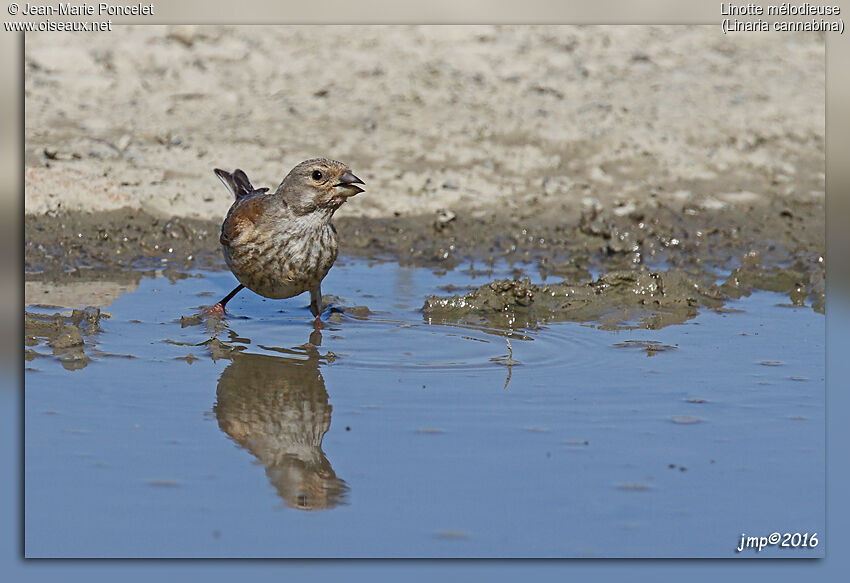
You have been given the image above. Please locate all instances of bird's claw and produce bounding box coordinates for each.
[203,303,226,318]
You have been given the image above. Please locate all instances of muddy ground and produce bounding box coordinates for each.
[25,26,825,336]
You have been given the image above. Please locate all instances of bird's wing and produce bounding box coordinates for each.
[220,194,266,247]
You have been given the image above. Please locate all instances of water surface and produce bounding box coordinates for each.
[25,258,824,557]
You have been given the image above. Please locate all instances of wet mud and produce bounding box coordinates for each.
[25,187,825,333]
[25,307,110,370]
[422,262,821,332]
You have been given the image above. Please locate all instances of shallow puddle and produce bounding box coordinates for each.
[24,258,824,557]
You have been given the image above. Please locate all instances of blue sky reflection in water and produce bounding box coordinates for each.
[24,258,824,557]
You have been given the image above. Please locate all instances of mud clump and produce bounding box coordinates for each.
[423,270,726,331]
[719,250,824,313]
[49,325,85,349]
[423,253,824,331]
[25,307,109,370]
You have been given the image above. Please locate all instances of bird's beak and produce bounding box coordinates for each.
[333,170,365,196]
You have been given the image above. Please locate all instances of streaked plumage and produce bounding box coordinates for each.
[210,158,364,319]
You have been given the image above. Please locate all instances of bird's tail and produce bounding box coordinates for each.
[213,168,269,199]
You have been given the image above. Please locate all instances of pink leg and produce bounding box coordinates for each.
[204,284,244,317]
[205,302,226,317]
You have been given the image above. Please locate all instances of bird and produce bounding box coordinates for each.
[207,158,364,323]
[214,349,348,510]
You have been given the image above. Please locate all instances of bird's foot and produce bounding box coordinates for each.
[313,314,324,330]
[203,302,226,318]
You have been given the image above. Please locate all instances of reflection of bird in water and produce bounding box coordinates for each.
[213,344,347,510]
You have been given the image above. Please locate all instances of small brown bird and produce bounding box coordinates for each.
[208,158,364,321]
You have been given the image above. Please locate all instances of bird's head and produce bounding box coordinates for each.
[276,158,364,215]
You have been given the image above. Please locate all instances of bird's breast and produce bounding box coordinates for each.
[223,218,339,300]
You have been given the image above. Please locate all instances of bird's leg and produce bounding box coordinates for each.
[309,284,323,328]
[206,284,245,316]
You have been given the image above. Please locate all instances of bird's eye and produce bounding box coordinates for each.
[311,170,323,181]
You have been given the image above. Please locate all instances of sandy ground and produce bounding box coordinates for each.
[24,25,825,319]
[25,26,823,218]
